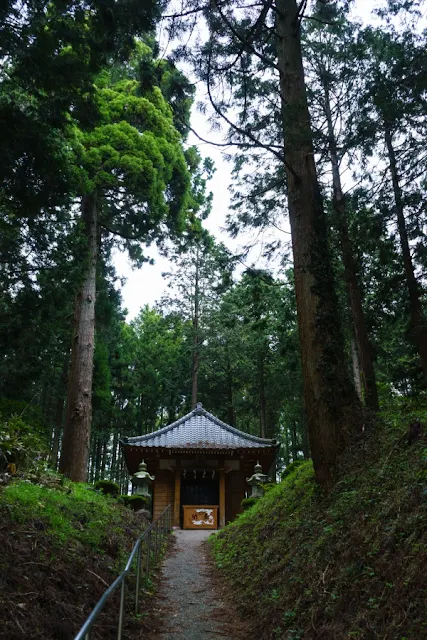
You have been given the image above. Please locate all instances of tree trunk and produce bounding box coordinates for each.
[89,435,96,482]
[259,356,267,438]
[93,437,102,482]
[191,245,200,408]
[51,356,68,469]
[168,402,176,424]
[110,431,119,481]
[384,126,427,384]
[300,414,310,460]
[51,396,64,470]
[100,437,107,478]
[290,420,298,460]
[59,193,98,481]
[226,351,235,426]
[350,336,363,401]
[119,454,125,494]
[283,427,290,466]
[276,0,360,489]
[110,431,119,482]
[322,81,379,411]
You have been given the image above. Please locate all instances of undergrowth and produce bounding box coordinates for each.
[2,481,129,551]
[0,478,156,640]
[210,407,427,639]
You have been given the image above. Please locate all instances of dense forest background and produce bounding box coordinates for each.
[1,0,427,491]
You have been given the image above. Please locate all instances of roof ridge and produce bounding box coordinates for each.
[123,403,276,446]
[200,407,276,444]
[124,407,196,443]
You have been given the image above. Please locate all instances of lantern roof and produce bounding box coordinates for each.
[121,403,278,451]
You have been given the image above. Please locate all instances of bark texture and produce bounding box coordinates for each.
[385,126,427,385]
[276,0,359,488]
[350,336,363,401]
[59,193,98,481]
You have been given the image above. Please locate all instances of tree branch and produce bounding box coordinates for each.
[205,41,300,182]
[100,223,146,241]
[184,121,283,153]
[212,0,279,71]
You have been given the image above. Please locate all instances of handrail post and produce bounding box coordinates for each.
[117,578,125,640]
[135,543,142,615]
[145,531,151,582]
[154,522,158,560]
[73,504,171,640]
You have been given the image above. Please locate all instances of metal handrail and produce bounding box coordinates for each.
[74,504,172,640]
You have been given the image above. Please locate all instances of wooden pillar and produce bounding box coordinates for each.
[173,461,181,527]
[219,468,226,528]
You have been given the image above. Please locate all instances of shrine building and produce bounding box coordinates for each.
[120,403,279,529]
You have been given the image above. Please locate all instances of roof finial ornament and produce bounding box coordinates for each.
[195,402,203,414]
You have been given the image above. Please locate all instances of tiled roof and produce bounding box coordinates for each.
[121,403,277,450]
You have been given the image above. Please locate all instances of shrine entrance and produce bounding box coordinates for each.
[180,470,219,529]
[180,471,219,506]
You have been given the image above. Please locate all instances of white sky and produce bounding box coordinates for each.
[112,1,393,320]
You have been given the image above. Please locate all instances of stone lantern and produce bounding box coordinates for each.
[246,461,269,498]
[131,460,154,496]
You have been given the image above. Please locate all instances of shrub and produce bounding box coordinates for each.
[0,414,48,472]
[94,480,120,496]
[281,459,306,481]
[120,495,150,511]
[241,496,259,511]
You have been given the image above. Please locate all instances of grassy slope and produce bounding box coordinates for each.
[210,419,427,639]
[0,479,152,640]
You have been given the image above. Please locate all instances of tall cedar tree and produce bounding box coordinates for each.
[168,0,360,486]
[303,10,379,410]
[275,0,359,487]
[221,5,380,412]
[356,27,427,386]
[59,51,193,481]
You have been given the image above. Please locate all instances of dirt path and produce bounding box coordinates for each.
[146,530,244,640]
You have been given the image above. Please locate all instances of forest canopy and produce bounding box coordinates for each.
[1,0,427,489]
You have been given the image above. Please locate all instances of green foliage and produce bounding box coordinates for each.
[94,479,120,496]
[210,411,427,638]
[0,414,48,472]
[281,459,306,480]
[0,399,44,430]
[71,66,192,244]
[120,494,150,511]
[241,496,259,511]
[0,0,161,217]
[197,268,304,446]
[1,481,129,547]
[0,471,160,638]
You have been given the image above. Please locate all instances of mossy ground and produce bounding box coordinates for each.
[210,410,427,639]
[0,477,158,640]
